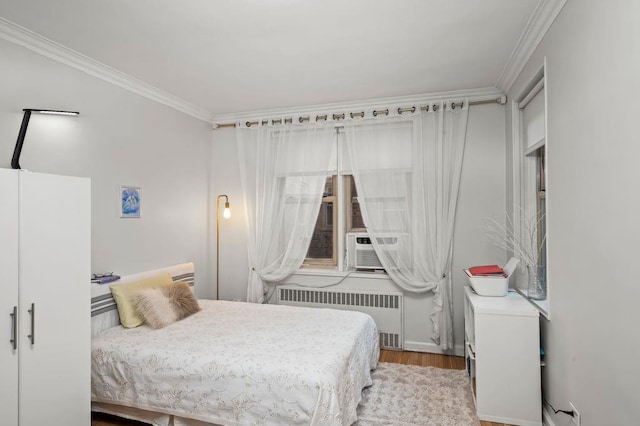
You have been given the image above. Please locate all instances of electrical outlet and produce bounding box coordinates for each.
[570,402,581,426]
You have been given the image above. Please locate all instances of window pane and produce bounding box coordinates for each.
[306,201,334,259]
[535,147,546,269]
[538,194,546,268]
[350,176,366,230]
[323,176,334,197]
[537,149,546,192]
[306,176,335,263]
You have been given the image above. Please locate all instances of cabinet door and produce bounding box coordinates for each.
[18,172,91,426]
[0,169,19,426]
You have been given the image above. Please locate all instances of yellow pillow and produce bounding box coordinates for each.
[110,273,174,328]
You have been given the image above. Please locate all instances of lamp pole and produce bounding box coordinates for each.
[216,194,231,300]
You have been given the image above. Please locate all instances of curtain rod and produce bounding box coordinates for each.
[213,96,507,129]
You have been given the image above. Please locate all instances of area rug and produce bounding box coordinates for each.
[355,362,480,426]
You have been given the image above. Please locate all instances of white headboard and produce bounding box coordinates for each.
[91,262,195,335]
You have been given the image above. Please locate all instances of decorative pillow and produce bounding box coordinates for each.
[163,282,201,320]
[109,273,174,328]
[133,287,178,329]
[133,282,200,329]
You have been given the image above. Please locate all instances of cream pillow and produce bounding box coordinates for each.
[163,283,201,320]
[133,287,178,329]
[110,273,174,328]
[134,283,201,329]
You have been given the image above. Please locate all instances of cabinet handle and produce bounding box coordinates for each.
[27,303,35,346]
[9,306,17,350]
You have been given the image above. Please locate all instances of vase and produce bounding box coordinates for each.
[527,264,546,300]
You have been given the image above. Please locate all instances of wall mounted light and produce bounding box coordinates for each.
[216,194,231,300]
[11,108,80,169]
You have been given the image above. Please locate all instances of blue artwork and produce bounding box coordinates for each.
[120,186,141,218]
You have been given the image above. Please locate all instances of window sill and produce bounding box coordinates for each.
[516,288,549,319]
[295,268,391,280]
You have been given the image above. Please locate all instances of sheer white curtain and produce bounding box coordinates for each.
[344,102,469,350]
[236,122,335,303]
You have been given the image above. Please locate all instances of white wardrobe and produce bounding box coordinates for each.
[0,169,90,426]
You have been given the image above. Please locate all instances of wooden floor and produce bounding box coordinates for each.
[92,350,508,426]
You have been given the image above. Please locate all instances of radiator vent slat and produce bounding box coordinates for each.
[277,286,403,350]
[380,332,400,349]
[278,288,400,309]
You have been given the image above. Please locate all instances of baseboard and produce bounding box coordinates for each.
[543,406,557,426]
[403,340,465,357]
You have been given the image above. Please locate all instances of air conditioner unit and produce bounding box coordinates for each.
[348,232,398,270]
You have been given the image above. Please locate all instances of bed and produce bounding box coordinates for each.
[90,263,379,426]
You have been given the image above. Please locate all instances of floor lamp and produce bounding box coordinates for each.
[12,108,80,169]
[216,194,231,300]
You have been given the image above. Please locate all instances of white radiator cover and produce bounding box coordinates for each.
[277,285,403,349]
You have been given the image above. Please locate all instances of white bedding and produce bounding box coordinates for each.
[92,300,379,426]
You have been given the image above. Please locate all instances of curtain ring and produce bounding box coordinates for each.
[245,121,252,128]
[398,106,416,115]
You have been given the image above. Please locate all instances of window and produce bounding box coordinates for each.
[514,63,549,315]
[303,128,414,271]
[521,77,546,271]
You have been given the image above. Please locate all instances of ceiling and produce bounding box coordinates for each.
[0,0,540,117]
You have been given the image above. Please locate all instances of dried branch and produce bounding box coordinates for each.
[481,206,546,267]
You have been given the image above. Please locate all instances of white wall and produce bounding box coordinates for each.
[212,103,506,352]
[0,39,214,298]
[506,0,640,423]
[210,128,249,302]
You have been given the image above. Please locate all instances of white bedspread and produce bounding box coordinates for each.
[92,300,379,426]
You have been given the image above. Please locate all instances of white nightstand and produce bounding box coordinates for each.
[464,286,542,426]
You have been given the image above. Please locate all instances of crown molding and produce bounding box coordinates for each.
[211,87,505,126]
[496,0,568,92]
[0,17,212,123]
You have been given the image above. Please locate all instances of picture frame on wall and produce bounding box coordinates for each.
[120,185,141,218]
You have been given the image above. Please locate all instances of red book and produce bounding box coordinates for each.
[468,265,504,276]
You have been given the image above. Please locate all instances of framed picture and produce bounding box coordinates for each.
[120,185,141,218]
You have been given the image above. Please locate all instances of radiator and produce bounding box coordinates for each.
[277,285,403,350]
